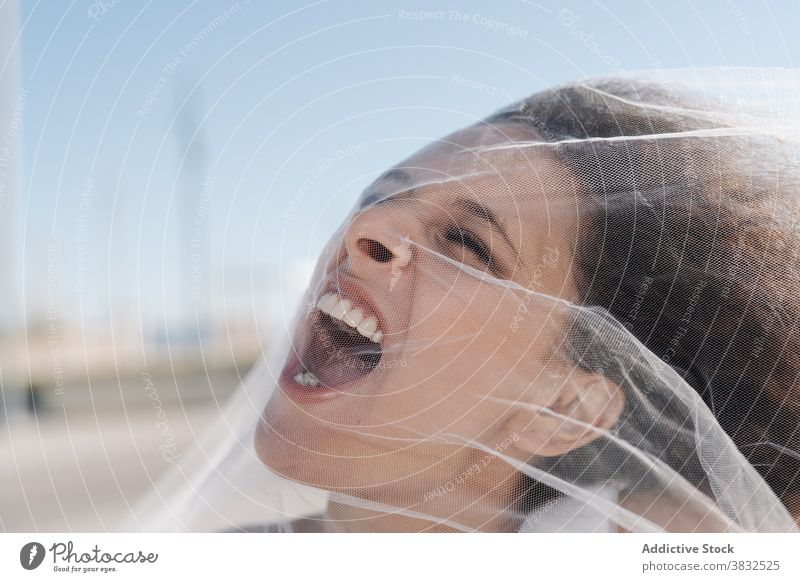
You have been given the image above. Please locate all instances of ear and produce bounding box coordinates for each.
[504,371,625,458]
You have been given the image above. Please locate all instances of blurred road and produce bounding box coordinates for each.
[0,402,220,531]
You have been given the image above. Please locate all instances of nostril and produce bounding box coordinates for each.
[357,238,393,263]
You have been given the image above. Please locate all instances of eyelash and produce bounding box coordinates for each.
[443,226,493,266]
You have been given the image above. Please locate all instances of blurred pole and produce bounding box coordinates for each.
[0,0,22,328]
[173,79,209,343]
[1,0,24,421]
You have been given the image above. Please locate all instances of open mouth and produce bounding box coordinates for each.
[292,291,385,390]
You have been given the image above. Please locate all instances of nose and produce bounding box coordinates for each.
[339,205,423,281]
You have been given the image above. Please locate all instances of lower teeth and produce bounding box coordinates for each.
[294,370,321,387]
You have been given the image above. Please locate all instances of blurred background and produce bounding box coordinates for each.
[2,0,800,531]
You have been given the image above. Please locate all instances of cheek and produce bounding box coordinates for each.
[409,268,520,336]
[366,289,535,435]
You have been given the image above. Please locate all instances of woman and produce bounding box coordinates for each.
[132,70,800,532]
[249,71,800,533]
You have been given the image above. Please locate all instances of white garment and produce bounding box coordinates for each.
[518,487,618,533]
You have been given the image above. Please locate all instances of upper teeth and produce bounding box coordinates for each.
[316,292,383,344]
[294,370,321,387]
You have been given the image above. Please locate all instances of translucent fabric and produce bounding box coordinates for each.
[126,68,800,533]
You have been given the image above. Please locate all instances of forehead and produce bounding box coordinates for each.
[359,121,578,220]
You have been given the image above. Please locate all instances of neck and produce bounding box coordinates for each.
[322,493,524,532]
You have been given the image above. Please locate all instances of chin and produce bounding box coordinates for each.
[254,400,352,489]
[255,401,314,483]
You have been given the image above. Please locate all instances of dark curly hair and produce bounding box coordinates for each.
[485,78,800,523]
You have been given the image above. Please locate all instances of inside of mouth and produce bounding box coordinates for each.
[298,310,383,388]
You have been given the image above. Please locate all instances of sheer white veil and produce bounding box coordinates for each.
[124,68,800,533]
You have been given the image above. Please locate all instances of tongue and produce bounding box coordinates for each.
[300,314,381,388]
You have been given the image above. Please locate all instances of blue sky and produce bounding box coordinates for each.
[15,0,800,330]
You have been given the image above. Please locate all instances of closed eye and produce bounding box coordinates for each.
[444,226,493,267]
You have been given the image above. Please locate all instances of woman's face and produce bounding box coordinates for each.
[256,121,613,530]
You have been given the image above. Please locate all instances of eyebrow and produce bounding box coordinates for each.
[358,169,416,208]
[381,169,411,183]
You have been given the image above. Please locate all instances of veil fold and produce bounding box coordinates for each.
[124,68,800,533]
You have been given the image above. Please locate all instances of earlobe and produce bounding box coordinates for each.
[506,373,625,458]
